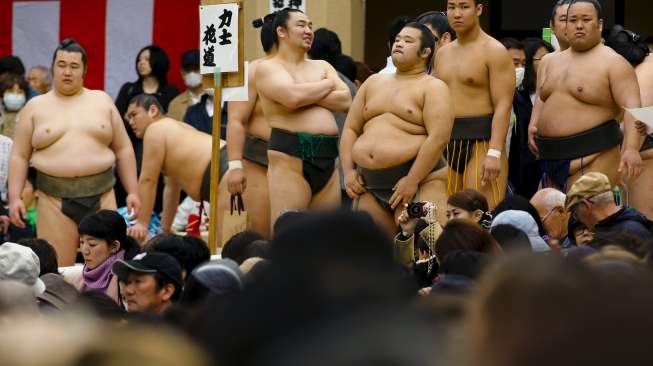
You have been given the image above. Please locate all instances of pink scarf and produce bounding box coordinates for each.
[82,250,124,291]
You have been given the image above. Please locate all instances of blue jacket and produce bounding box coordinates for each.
[595,207,653,242]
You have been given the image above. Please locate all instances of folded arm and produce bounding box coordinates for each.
[255,60,335,110]
[316,61,352,112]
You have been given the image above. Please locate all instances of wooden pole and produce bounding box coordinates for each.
[201,0,245,255]
[208,69,222,255]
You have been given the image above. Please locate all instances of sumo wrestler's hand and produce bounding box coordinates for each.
[9,199,26,228]
[390,177,419,210]
[636,121,648,136]
[126,193,141,220]
[528,124,539,155]
[619,149,643,182]
[344,170,366,199]
[481,156,501,186]
[227,168,247,195]
[127,222,149,243]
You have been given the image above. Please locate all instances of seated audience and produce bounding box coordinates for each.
[491,210,551,252]
[493,194,546,236]
[222,230,265,265]
[0,242,45,296]
[435,220,502,266]
[144,234,210,279]
[446,189,492,228]
[567,216,593,246]
[112,251,183,315]
[490,224,532,252]
[566,172,653,241]
[70,210,140,304]
[530,188,570,248]
[180,259,244,306]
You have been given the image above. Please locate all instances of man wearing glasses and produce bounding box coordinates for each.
[565,172,652,242]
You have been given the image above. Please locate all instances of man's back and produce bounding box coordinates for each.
[596,206,653,241]
[143,118,212,200]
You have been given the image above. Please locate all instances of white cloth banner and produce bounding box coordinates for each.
[269,0,306,13]
[199,3,239,74]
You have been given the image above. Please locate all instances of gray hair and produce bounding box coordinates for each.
[30,66,52,86]
[588,191,615,205]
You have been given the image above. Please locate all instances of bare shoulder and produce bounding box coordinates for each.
[255,58,278,76]
[435,41,456,59]
[85,89,116,105]
[424,75,449,91]
[483,35,511,58]
[600,45,633,69]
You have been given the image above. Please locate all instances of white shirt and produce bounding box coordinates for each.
[0,135,12,202]
[378,56,396,74]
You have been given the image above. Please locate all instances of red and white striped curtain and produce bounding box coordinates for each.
[0,0,200,98]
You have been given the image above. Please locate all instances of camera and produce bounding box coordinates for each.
[407,202,427,219]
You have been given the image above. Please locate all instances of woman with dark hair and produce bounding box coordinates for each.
[0,73,30,138]
[115,45,180,126]
[604,25,653,219]
[435,219,502,265]
[446,189,492,228]
[70,210,140,304]
[509,38,555,199]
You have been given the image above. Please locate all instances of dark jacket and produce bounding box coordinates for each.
[183,94,227,137]
[595,207,653,242]
[509,89,542,199]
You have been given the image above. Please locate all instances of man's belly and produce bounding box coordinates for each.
[352,120,426,170]
[247,113,272,141]
[31,135,116,177]
[268,106,338,135]
[449,86,494,117]
[538,95,616,137]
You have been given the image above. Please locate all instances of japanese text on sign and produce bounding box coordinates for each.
[269,0,306,13]
[200,3,239,74]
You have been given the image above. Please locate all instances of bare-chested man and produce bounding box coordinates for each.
[340,23,453,235]
[534,0,642,191]
[528,0,571,155]
[217,14,277,238]
[255,8,352,229]
[9,39,140,266]
[125,94,215,242]
[432,0,515,208]
[604,26,653,218]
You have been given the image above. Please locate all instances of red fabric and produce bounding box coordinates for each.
[153,0,200,92]
[59,0,107,90]
[0,0,13,56]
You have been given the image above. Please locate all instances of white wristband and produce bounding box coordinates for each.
[487,149,502,159]
[228,160,243,171]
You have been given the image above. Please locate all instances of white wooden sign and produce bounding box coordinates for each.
[269,0,306,13]
[200,3,239,74]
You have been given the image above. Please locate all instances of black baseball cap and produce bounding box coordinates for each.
[112,252,183,290]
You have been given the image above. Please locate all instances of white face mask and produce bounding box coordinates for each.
[2,92,26,112]
[183,72,202,88]
[515,67,525,89]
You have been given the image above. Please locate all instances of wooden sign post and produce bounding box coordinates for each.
[200,0,245,254]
